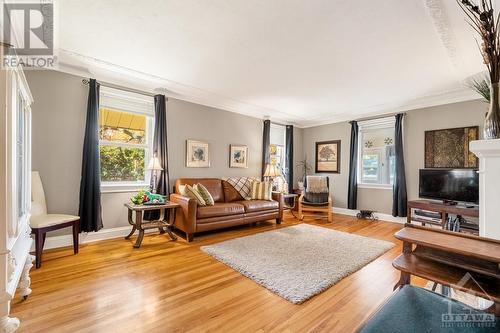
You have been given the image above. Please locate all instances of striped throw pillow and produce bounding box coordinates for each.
[250,181,273,201]
[195,183,215,206]
[184,185,206,206]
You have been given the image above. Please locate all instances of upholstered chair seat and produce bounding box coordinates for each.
[30,214,80,228]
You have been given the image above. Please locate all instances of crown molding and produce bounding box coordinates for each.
[55,48,481,129]
[57,49,303,127]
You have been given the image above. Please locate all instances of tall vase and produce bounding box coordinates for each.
[485,82,500,139]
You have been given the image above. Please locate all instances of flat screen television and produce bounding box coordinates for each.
[419,169,479,204]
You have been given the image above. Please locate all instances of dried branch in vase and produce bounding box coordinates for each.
[458,0,500,83]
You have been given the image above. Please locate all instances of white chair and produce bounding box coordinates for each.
[30,171,80,268]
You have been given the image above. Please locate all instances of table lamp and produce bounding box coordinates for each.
[263,163,281,190]
[147,155,163,193]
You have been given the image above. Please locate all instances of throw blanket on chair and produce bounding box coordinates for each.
[223,177,258,200]
[306,176,328,193]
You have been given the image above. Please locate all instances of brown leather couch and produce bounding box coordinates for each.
[170,178,284,242]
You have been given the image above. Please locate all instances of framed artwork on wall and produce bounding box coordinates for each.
[315,140,341,173]
[186,139,210,168]
[425,126,479,168]
[229,144,248,168]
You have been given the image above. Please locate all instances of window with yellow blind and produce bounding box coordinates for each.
[98,87,154,191]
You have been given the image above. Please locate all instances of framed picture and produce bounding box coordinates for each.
[229,144,248,168]
[186,139,210,168]
[425,126,478,168]
[315,140,341,173]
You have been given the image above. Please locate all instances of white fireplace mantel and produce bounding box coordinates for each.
[470,139,500,240]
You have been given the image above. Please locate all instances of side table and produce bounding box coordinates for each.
[124,202,179,248]
[282,193,299,218]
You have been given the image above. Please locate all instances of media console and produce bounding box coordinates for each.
[407,200,479,234]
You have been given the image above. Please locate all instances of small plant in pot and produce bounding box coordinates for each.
[296,158,312,190]
[459,0,500,139]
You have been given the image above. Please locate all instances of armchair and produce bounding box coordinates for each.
[298,176,333,222]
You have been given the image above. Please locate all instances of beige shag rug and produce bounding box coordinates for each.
[201,224,394,304]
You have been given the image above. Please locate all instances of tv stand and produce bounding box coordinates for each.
[407,200,479,234]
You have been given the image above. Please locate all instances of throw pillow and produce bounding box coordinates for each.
[250,181,273,201]
[184,185,206,206]
[195,183,215,206]
[178,185,187,196]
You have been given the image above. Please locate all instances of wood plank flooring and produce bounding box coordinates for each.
[11,213,424,333]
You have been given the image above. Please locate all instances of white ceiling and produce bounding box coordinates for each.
[52,0,495,127]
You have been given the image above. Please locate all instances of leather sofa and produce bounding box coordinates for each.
[170,178,284,242]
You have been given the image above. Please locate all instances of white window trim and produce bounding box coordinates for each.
[358,183,393,190]
[357,116,395,190]
[99,87,155,193]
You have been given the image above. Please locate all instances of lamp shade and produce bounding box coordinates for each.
[263,163,280,177]
[147,156,163,171]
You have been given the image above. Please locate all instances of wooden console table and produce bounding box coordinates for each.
[124,202,179,248]
[407,200,479,230]
[393,224,500,316]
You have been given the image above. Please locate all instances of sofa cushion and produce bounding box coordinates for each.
[195,183,215,206]
[197,202,245,219]
[250,181,273,200]
[176,178,224,202]
[222,180,245,202]
[184,185,206,206]
[237,200,279,213]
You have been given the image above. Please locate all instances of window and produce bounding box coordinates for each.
[269,123,286,171]
[99,87,154,191]
[358,117,395,189]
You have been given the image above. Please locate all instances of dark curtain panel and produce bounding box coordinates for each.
[79,78,103,232]
[261,119,271,179]
[285,125,294,193]
[392,114,408,217]
[347,121,359,210]
[144,95,169,221]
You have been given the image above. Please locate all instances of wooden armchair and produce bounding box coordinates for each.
[298,176,332,222]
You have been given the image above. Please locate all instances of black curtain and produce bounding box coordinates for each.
[262,119,271,179]
[285,125,294,193]
[79,79,103,232]
[144,95,169,221]
[348,121,359,210]
[392,114,408,217]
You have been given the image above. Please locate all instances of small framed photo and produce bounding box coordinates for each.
[229,144,248,168]
[186,139,210,168]
[315,140,341,173]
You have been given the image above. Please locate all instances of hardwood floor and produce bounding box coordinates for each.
[11,213,424,333]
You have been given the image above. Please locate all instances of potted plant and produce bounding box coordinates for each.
[459,0,500,139]
[296,158,311,190]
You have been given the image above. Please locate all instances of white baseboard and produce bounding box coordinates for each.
[31,226,158,251]
[333,207,406,224]
[38,208,405,251]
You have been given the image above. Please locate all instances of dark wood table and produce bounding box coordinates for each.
[393,224,500,316]
[282,193,299,217]
[124,202,179,248]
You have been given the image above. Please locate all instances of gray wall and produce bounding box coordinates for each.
[302,100,485,214]
[26,70,303,233]
[27,69,485,226]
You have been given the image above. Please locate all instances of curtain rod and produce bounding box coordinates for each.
[82,78,159,98]
[354,112,407,123]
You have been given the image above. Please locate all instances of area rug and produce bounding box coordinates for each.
[201,224,394,304]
